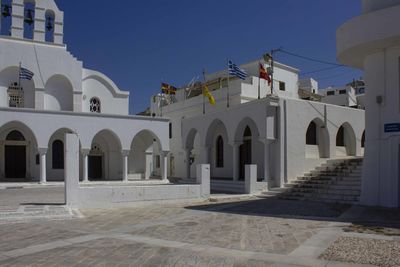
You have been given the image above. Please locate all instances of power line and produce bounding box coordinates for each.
[301,65,347,76]
[278,49,344,67]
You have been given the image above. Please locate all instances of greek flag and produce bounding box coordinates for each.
[228,60,247,80]
[19,67,34,80]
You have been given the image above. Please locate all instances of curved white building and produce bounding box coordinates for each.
[0,0,169,184]
[337,0,400,207]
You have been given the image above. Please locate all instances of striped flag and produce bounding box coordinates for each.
[19,67,34,80]
[228,60,247,80]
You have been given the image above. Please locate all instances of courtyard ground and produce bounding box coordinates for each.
[0,186,399,267]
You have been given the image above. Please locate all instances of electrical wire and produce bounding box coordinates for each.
[301,65,346,76]
[278,49,345,67]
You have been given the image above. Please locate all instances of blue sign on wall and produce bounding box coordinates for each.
[384,123,400,133]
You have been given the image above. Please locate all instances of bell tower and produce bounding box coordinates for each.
[0,0,64,45]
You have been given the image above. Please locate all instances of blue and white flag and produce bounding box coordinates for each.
[228,60,247,80]
[19,67,34,80]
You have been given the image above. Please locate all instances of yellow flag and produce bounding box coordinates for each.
[203,85,216,105]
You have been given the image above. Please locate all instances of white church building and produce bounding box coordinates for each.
[0,0,170,184]
[151,60,365,190]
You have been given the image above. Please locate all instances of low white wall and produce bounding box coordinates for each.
[65,133,210,208]
[72,184,202,208]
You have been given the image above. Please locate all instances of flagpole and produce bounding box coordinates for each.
[258,62,261,99]
[270,50,275,95]
[202,69,206,115]
[227,59,230,108]
[18,62,22,89]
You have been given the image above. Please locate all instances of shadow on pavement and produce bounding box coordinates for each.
[186,196,400,230]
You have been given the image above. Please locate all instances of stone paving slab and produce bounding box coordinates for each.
[0,187,397,267]
[0,223,85,253]
[0,205,82,225]
[0,238,275,267]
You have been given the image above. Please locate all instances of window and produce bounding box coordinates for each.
[6,130,25,141]
[336,126,345,147]
[52,140,64,169]
[90,97,101,113]
[279,81,286,91]
[169,123,172,139]
[327,91,335,96]
[339,89,347,95]
[216,136,224,168]
[35,154,40,165]
[306,121,317,145]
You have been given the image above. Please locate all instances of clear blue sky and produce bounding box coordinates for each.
[55,0,362,114]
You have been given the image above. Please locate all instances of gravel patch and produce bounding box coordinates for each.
[320,236,400,267]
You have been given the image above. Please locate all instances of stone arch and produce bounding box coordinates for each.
[23,0,35,40]
[361,130,366,148]
[89,129,122,180]
[129,129,162,180]
[0,121,38,181]
[234,117,263,180]
[205,119,231,178]
[0,66,35,108]
[184,128,201,179]
[305,118,330,158]
[44,74,73,111]
[45,9,55,43]
[234,117,260,142]
[47,128,74,181]
[336,122,357,157]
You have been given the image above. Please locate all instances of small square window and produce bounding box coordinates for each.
[279,81,286,91]
[327,91,335,96]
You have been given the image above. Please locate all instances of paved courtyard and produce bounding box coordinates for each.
[0,186,399,266]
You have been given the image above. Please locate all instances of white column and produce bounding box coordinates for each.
[263,141,271,183]
[145,151,153,180]
[161,151,169,180]
[122,150,129,182]
[232,142,241,181]
[185,148,192,179]
[38,148,47,184]
[65,134,80,207]
[82,149,90,183]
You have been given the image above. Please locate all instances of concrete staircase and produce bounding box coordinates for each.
[277,157,363,204]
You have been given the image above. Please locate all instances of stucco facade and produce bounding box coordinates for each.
[337,0,400,207]
[151,60,365,189]
[0,0,169,184]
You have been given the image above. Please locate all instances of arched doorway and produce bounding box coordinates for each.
[89,130,122,181]
[336,123,357,157]
[205,119,231,179]
[129,130,162,180]
[305,119,330,158]
[4,130,27,178]
[185,129,201,179]
[239,126,252,180]
[88,143,103,180]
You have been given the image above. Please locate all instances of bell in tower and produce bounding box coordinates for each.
[24,9,34,25]
[1,4,11,17]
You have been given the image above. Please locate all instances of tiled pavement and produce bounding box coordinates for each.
[0,187,399,266]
